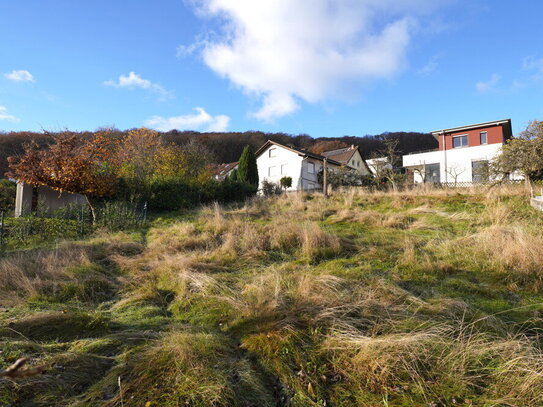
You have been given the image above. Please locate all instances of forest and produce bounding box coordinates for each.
[0,129,437,178]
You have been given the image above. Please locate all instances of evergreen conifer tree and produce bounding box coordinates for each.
[237,145,259,186]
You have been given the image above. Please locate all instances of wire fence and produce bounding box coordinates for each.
[408,179,526,189]
[0,201,147,251]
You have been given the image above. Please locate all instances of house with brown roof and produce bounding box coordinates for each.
[321,145,371,175]
[213,161,239,180]
[255,140,370,192]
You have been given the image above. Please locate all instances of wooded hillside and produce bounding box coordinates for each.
[0,129,437,178]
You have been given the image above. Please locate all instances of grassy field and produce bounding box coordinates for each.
[1,186,543,406]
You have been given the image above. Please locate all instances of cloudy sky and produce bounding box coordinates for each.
[1,0,542,137]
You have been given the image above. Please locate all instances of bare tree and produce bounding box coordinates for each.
[372,139,404,191]
[492,120,543,196]
[446,164,466,187]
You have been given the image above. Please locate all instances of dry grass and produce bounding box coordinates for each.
[465,225,543,289]
[4,185,543,406]
[323,323,543,405]
[0,246,91,304]
[102,329,275,407]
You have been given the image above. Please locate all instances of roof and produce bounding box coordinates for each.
[255,140,343,166]
[322,145,372,173]
[321,146,357,164]
[213,161,238,177]
[431,119,512,138]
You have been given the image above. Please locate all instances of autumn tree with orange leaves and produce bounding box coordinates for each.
[7,130,121,222]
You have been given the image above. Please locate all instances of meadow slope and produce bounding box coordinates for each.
[2,186,543,406]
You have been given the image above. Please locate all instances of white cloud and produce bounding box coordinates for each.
[4,70,35,82]
[145,107,230,132]
[185,0,450,120]
[0,106,20,122]
[104,72,173,100]
[476,73,501,93]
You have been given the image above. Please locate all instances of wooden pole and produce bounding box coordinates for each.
[323,158,328,197]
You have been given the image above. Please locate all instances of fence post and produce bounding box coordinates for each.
[79,205,85,237]
[0,210,4,248]
[142,202,147,225]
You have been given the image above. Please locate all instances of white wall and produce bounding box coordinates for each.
[366,157,391,175]
[257,145,304,191]
[403,143,503,183]
[256,144,343,191]
[347,150,370,175]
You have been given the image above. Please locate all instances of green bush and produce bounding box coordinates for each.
[4,216,80,245]
[117,177,257,212]
[0,179,16,212]
[95,201,145,231]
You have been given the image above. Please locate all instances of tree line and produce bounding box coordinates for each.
[0,129,437,178]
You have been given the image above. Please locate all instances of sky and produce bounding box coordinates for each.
[0,0,542,138]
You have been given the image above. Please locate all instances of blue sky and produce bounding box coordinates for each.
[0,0,542,138]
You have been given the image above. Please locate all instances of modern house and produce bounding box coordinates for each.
[402,119,513,184]
[255,140,348,191]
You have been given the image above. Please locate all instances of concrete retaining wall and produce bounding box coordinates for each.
[530,197,543,212]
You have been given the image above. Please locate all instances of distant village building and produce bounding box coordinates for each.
[255,140,367,192]
[213,161,238,181]
[321,145,371,174]
[365,157,392,176]
[402,119,514,185]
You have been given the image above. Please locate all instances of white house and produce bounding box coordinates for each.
[403,119,514,184]
[255,141,345,191]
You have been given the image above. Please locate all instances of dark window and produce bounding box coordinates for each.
[480,131,488,145]
[452,135,468,148]
[425,163,440,183]
[472,160,489,183]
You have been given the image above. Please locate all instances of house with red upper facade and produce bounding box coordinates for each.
[403,119,514,184]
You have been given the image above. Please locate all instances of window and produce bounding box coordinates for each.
[425,163,440,183]
[472,160,489,183]
[307,162,315,174]
[452,135,468,148]
[268,166,278,177]
[480,131,488,145]
[281,164,288,174]
[269,147,277,158]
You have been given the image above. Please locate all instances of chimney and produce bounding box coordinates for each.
[351,144,355,149]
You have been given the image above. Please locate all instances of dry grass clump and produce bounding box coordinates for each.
[211,218,345,262]
[102,329,275,407]
[323,324,543,405]
[0,244,123,305]
[0,247,89,304]
[459,226,543,289]
[479,202,514,226]
[331,209,385,226]
[147,222,217,253]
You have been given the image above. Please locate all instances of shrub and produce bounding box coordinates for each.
[95,201,146,231]
[0,179,16,212]
[117,177,256,212]
[280,176,292,191]
[261,180,282,196]
[4,216,80,246]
